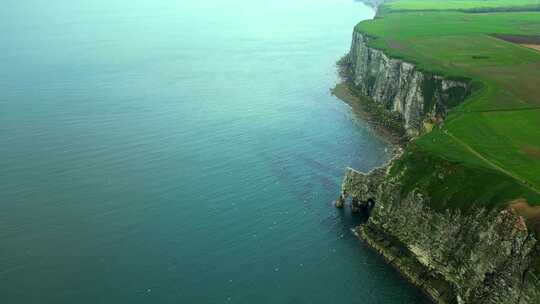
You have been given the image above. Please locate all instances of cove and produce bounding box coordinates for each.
[0,0,429,303]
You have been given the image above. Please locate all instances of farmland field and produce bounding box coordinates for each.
[357,0,540,208]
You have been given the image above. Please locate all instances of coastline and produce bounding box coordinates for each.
[332,74,438,302]
[330,4,431,299]
[352,226,449,304]
[333,74,440,301]
[331,82,406,147]
[332,1,540,303]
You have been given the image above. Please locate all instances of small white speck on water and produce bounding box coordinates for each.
[299,263,304,267]
[274,267,279,272]
[227,297,231,301]
[229,279,233,283]
[146,289,151,293]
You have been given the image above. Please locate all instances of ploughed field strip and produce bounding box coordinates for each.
[356,0,540,208]
[494,34,540,44]
[493,34,540,51]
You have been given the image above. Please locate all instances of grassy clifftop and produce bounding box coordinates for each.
[356,0,540,209]
[380,0,540,12]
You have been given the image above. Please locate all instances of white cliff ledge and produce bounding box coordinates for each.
[336,13,540,304]
[339,165,540,304]
[343,31,470,137]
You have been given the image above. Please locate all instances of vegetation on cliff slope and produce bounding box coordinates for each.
[357,0,540,209]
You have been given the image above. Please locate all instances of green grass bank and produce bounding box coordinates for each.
[353,0,540,210]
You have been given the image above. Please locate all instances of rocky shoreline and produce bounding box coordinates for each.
[337,161,540,303]
[334,4,540,303]
[331,83,406,147]
[339,30,471,139]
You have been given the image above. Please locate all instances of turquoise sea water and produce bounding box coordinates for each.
[0,0,429,303]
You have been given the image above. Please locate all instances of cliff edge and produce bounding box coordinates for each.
[339,162,540,303]
[337,1,540,303]
[342,31,470,138]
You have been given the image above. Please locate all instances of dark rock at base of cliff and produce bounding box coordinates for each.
[341,165,540,304]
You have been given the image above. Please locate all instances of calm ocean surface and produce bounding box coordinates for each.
[0,0,428,303]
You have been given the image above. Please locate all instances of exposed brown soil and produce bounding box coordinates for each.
[508,198,540,234]
[522,145,540,159]
[492,34,540,52]
[492,34,540,45]
[522,44,540,52]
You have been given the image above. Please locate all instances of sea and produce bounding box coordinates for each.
[0,0,428,303]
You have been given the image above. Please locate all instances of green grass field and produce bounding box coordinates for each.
[357,1,540,209]
[382,0,540,12]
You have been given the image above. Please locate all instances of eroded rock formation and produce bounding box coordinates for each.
[337,24,540,304]
[343,31,471,137]
[339,164,540,303]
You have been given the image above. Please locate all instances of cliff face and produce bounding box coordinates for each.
[344,31,470,137]
[339,27,540,303]
[340,165,540,304]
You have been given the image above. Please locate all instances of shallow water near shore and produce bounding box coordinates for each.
[0,0,429,303]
